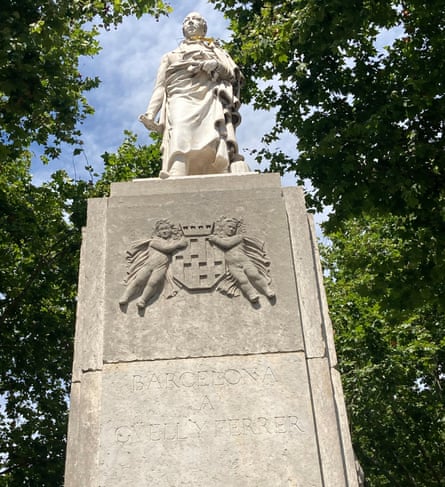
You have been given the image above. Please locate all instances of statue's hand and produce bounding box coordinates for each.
[139,114,164,133]
[177,238,188,249]
[187,62,201,74]
[201,60,218,75]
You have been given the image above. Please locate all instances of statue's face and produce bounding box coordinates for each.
[182,12,207,39]
[157,223,173,239]
[223,220,238,236]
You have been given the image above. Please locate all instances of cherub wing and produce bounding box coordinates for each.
[216,272,240,297]
[123,238,152,284]
[242,236,272,282]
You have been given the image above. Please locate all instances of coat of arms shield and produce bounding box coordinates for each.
[171,223,226,291]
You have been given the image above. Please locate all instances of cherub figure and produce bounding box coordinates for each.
[208,217,275,304]
[119,220,188,310]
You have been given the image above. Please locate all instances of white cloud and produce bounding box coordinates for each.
[27,1,339,236]
[30,1,283,183]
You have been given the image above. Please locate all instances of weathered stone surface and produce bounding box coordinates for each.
[103,176,302,362]
[331,367,361,486]
[65,371,102,487]
[307,357,347,487]
[110,173,280,197]
[65,174,360,486]
[71,198,107,381]
[98,354,322,487]
[282,187,327,360]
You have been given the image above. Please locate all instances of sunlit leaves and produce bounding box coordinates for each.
[322,216,445,486]
[0,0,171,161]
[0,132,161,485]
[212,0,444,229]
[0,157,90,485]
[210,2,445,483]
[93,130,162,196]
[0,0,168,482]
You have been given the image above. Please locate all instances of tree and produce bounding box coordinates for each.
[210,0,444,309]
[0,130,160,485]
[0,0,170,161]
[209,1,445,483]
[212,0,444,223]
[322,216,445,486]
[92,130,162,196]
[1,1,166,481]
[0,157,91,485]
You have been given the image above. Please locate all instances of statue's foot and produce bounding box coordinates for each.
[136,299,146,310]
[168,160,187,177]
[118,297,128,306]
[230,159,251,174]
[248,293,260,304]
[160,168,186,178]
[265,288,276,300]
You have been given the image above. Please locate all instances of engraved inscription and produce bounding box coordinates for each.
[132,366,277,391]
[115,415,304,444]
[100,355,323,486]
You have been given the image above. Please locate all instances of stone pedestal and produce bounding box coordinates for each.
[65,173,359,486]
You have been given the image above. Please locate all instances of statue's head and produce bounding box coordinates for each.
[182,12,207,39]
[154,219,173,239]
[214,216,242,236]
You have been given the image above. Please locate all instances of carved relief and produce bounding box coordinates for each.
[209,216,275,304]
[119,217,275,309]
[171,224,225,291]
[119,220,188,311]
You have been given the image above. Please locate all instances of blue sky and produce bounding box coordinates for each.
[29,0,403,231]
[31,1,295,185]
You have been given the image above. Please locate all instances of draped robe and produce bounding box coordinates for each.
[145,40,245,175]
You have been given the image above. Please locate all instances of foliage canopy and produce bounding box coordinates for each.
[322,216,445,486]
[0,132,161,485]
[211,0,445,319]
[0,0,170,161]
[1,0,444,485]
[210,1,445,484]
[212,0,444,230]
[0,0,167,482]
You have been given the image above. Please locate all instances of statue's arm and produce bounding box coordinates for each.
[150,238,188,254]
[144,54,169,120]
[208,234,242,249]
[212,47,238,81]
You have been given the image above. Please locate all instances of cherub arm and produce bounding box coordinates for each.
[150,237,188,254]
[208,234,242,250]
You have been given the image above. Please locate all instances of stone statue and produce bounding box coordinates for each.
[119,220,188,310]
[208,217,275,304]
[139,12,250,178]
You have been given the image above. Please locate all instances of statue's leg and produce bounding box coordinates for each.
[245,266,275,300]
[160,154,187,178]
[229,266,259,303]
[136,268,166,309]
[119,267,153,305]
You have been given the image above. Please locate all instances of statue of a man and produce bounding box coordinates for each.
[139,12,249,178]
